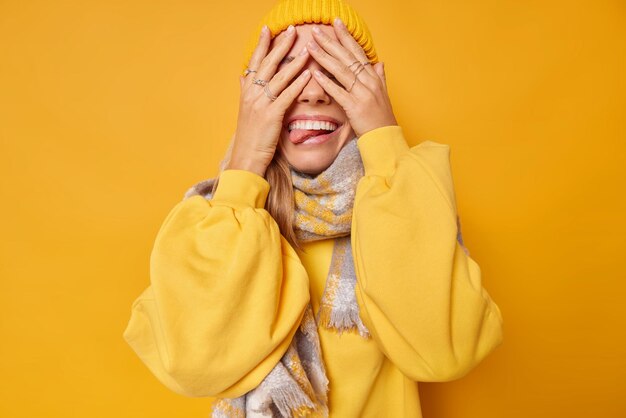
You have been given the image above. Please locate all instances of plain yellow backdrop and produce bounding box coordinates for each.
[1,0,624,417]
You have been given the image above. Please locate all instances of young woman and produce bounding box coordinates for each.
[123,0,504,417]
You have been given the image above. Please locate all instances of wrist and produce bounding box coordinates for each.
[227,154,267,178]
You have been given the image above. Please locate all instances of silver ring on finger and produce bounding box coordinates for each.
[353,64,366,77]
[347,60,361,71]
[347,73,359,93]
[244,68,257,76]
[264,84,278,101]
[253,77,268,86]
[362,61,371,66]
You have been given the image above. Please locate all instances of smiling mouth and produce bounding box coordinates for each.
[287,120,342,144]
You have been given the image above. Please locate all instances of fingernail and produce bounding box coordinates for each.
[260,25,267,37]
[287,25,295,34]
[299,47,308,56]
[302,69,310,77]
[312,26,321,34]
[334,18,344,27]
[307,40,318,50]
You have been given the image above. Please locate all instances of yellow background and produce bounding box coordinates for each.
[1,0,624,417]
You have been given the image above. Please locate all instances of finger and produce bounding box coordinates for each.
[272,69,312,109]
[266,47,310,95]
[375,62,387,90]
[307,37,375,96]
[254,25,297,85]
[311,69,352,109]
[245,25,271,82]
[240,75,245,90]
[332,18,377,78]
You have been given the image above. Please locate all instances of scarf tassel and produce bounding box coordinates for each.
[269,385,323,418]
[317,305,371,340]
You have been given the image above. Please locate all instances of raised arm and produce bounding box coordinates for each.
[351,125,504,382]
[123,169,310,398]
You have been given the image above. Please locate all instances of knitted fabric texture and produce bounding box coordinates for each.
[241,0,378,73]
[290,138,371,339]
[182,137,370,417]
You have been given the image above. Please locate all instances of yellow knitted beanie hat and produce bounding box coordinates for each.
[242,0,378,73]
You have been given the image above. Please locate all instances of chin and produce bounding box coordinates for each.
[281,140,348,176]
[288,155,336,176]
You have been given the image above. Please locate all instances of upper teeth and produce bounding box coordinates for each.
[288,120,338,131]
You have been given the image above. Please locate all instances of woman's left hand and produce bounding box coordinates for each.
[305,18,398,137]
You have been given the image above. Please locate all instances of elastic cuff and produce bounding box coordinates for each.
[357,125,410,177]
[211,169,270,209]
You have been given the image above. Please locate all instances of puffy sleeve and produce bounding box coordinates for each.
[351,125,504,382]
[122,169,310,398]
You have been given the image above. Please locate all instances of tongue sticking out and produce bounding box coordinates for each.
[289,129,331,144]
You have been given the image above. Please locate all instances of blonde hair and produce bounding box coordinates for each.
[208,134,301,251]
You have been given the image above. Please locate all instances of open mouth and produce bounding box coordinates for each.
[287,120,341,145]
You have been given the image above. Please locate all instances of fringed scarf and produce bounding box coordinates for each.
[183,137,370,417]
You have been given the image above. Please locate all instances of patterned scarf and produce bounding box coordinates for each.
[183,137,370,417]
[290,138,370,340]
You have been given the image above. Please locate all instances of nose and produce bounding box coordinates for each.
[296,62,331,105]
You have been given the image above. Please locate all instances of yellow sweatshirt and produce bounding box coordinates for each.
[123,125,504,417]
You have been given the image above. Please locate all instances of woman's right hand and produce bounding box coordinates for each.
[227,25,312,177]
